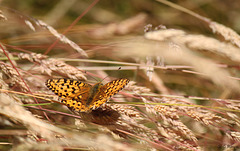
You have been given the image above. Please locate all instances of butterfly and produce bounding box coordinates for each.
[46,78,130,113]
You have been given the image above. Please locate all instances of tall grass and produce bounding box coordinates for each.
[0,1,240,150]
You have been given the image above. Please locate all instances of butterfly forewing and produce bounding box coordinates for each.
[46,79,92,111]
[46,79,92,99]
[89,78,130,110]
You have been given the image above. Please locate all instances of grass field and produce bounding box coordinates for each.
[0,0,240,150]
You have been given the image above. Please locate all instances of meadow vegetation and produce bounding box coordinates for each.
[0,0,240,150]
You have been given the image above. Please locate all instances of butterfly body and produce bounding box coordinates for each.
[86,82,103,106]
[46,78,129,112]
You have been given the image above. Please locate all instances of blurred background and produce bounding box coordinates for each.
[2,0,240,30]
[1,0,240,97]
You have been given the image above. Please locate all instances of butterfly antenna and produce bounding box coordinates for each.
[100,67,122,82]
[84,70,99,82]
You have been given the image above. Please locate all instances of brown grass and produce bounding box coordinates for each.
[0,1,240,150]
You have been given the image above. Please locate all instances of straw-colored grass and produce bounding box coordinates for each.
[1,1,240,150]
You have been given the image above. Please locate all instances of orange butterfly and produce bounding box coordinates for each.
[46,78,129,112]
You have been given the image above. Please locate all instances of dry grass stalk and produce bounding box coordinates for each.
[155,97,232,126]
[226,113,240,127]
[126,81,151,94]
[18,53,86,80]
[145,29,240,63]
[209,22,240,48]
[140,96,200,149]
[0,44,17,66]
[151,99,198,142]
[0,10,8,21]
[115,32,240,92]
[0,93,60,140]
[227,132,240,142]
[41,58,86,80]
[154,105,179,119]
[157,123,202,151]
[145,56,154,81]
[0,63,28,92]
[76,103,159,142]
[11,142,63,151]
[151,72,169,94]
[115,13,147,35]
[186,109,227,125]
[18,52,48,63]
[0,92,134,150]
[156,0,240,49]
[223,100,240,111]
[35,20,87,57]
[88,13,147,39]
[154,96,240,149]
[142,95,240,149]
